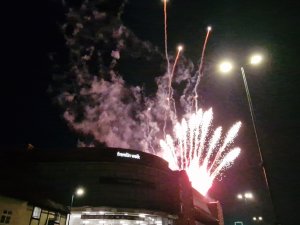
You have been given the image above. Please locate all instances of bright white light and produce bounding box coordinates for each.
[219,61,233,73]
[177,45,183,51]
[139,214,146,218]
[237,194,243,199]
[71,214,81,218]
[259,216,263,221]
[207,26,212,31]
[76,187,85,196]
[253,217,257,221]
[250,54,263,65]
[245,192,253,199]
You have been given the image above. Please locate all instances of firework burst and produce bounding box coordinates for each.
[160,108,241,195]
[57,1,242,196]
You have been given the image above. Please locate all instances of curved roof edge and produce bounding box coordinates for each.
[0,146,170,171]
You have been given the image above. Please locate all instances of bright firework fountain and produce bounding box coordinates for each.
[160,108,241,195]
[57,0,242,196]
[160,1,241,195]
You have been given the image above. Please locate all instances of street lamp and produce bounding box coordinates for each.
[250,54,263,65]
[219,55,269,188]
[219,56,266,185]
[237,192,254,202]
[219,60,234,74]
[219,54,280,224]
[253,216,263,222]
[67,187,85,225]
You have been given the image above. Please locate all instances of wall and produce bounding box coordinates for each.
[0,196,66,225]
[0,195,31,225]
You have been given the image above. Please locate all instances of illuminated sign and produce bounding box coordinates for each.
[117,151,141,159]
[234,222,243,225]
[81,214,141,220]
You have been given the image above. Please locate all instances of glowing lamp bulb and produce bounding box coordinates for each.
[219,61,233,73]
[253,217,257,221]
[207,26,212,31]
[237,194,243,199]
[245,192,253,199]
[177,45,183,51]
[250,54,263,65]
[259,217,263,221]
[76,188,85,196]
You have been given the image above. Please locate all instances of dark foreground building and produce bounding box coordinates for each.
[0,147,224,225]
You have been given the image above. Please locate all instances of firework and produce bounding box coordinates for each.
[58,1,242,197]
[163,0,170,73]
[194,26,213,110]
[160,108,242,195]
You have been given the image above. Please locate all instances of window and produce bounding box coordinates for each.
[32,207,42,219]
[0,210,12,224]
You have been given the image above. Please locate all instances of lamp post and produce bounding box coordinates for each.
[219,55,280,225]
[67,187,85,225]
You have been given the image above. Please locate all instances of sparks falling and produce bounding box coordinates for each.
[160,108,242,195]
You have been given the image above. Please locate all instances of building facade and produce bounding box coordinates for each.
[0,195,67,225]
[0,147,223,225]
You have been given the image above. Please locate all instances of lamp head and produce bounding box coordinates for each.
[250,54,263,65]
[75,187,85,196]
[237,194,243,199]
[244,192,253,199]
[219,61,233,73]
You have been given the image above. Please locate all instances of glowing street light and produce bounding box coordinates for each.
[250,54,263,65]
[75,187,85,196]
[244,192,253,199]
[237,192,254,203]
[219,61,233,73]
[253,216,263,222]
[67,187,85,225]
[237,192,253,200]
[219,55,268,190]
[219,53,278,224]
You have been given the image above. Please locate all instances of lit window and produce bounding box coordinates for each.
[0,210,12,224]
[32,207,42,219]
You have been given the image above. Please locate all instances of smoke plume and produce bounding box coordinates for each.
[52,0,197,153]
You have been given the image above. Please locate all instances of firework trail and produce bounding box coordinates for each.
[162,0,171,139]
[168,45,183,117]
[55,1,241,196]
[160,109,242,195]
[163,0,170,74]
[194,26,212,110]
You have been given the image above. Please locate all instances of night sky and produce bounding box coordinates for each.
[1,0,299,225]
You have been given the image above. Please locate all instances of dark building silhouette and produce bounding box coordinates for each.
[0,147,223,225]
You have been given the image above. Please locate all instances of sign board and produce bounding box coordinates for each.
[117,151,141,159]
